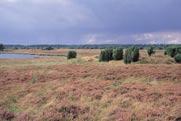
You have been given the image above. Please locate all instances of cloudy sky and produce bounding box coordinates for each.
[0,0,181,44]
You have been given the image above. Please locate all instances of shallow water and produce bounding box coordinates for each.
[0,53,42,59]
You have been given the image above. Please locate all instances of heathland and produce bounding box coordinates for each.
[0,48,181,121]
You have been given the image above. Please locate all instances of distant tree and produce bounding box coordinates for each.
[0,44,5,51]
[67,51,77,59]
[147,46,155,56]
[112,48,123,60]
[45,46,54,50]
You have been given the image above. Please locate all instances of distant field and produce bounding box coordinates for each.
[0,49,180,121]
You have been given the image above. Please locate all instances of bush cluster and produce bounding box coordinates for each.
[99,48,123,62]
[124,47,140,64]
[99,47,139,64]
[165,46,181,63]
[147,46,155,56]
[67,51,77,59]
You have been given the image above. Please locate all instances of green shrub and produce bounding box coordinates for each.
[131,47,139,62]
[99,50,107,62]
[112,48,123,60]
[67,51,77,59]
[174,54,181,63]
[106,48,113,61]
[165,47,176,57]
[147,46,155,56]
[0,44,5,51]
[124,48,132,64]
[165,46,181,57]
[99,48,113,62]
[124,47,140,64]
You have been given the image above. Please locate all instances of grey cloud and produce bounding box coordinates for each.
[0,0,181,44]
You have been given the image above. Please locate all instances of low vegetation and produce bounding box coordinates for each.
[0,46,181,121]
[67,50,77,59]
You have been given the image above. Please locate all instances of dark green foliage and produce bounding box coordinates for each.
[105,48,113,61]
[174,54,181,63]
[99,48,113,62]
[0,44,5,51]
[124,46,140,64]
[165,47,177,57]
[67,51,77,59]
[99,50,107,62]
[112,48,123,60]
[165,46,181,57]
[147,46,155,56]
[131,47,139,62]
[124,49,132,64]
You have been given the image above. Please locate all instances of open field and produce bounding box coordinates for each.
[0,49,181,121]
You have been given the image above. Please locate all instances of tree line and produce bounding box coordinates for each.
[3,44,181,50]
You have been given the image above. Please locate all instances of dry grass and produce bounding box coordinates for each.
[0,49,181,121]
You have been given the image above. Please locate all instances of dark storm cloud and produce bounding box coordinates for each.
[0,0,181,44]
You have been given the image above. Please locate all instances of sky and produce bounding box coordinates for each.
[0,0,181,45]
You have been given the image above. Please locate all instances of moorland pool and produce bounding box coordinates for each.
[0,53,43,59]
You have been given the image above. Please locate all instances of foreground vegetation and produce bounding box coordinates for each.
[0,48,180,121]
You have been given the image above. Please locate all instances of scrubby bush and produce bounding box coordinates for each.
[165,47,177,57]
[67,51,77,59]
[124,46,140,64]
[131,47,139,62]
[0,44,5,51]
[112,48,123,60]
[165,46,181,57]
[124,48,132,64]
[106,48,113,61]
[147,46,155,56]
[174,54,181,63]
[99,50,107,62]
[99,48,113,62]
